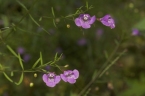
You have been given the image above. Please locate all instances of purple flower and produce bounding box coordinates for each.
[100,14,115,29]
[43,72,61,87]
[60,69,79,84]
[17,47,25,54]
[23,54,31,62]
[77,38,87,46]
[75,14,96,29]
[132,28,140,36]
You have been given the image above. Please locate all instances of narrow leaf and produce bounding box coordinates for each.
[6,45,18,58]
[29,14,49,34]
[86,1,89,9]
[29,14,40,26]
[40,52,43,65]
[39,17,42,21]
[3,72,13,82]
[32,58,41,68]
[51,7,55,17]
[58,53,63,60]
[104,50,109,59]
[75,6,83,14]
[53,19,57,28]
[54,53,58,61]
[16,0,28,11]
[11,71,14,77]
[15,72,24,85]
[18,54,24,70]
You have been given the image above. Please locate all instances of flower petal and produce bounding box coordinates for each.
[81,22,91,29]
[73,69,79,79]
[108,18,115,28]
[100,19,110,26]
[42,74,48,83]
[89,16,96,24]
[75,18,82,27]
[55,75,61,84]
[67,78,76,84]
[102,14,111,21]
[110,24,115,29]
[60,74,67,82]
[46,81,56,87]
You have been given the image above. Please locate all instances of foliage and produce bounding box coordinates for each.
[0,0,145,96]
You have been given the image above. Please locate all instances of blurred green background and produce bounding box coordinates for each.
[1,0,145,96]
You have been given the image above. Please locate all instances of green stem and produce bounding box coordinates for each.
[78,40,124,96]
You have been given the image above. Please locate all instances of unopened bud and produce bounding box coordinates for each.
[30,82,34,87]
[34,73,37,77]
[64,64,69,68]
[67,24,70,28]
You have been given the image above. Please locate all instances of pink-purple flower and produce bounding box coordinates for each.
[75,14,96,29]
[17,47,25,54]
[23,54,31,62]
[132,28,140,36]
[60,69,79,84]
[100,14,115,29]
[42,72,61,87]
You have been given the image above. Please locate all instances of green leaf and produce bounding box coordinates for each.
[86,1,89,9]
[51,7,55,17]
[29,14,40,26]
[58,53,63,60]
[18,54,24,70]
[133,17,145,30]
[40,52,43,65]
[54,53,58,61]
[29,14,49,34]
[53,19,57,28]
[32,58,41,68]
[10,71,14,77]
[6,45,18,58]
[75,6,83,14]
[39,17,42,21]
[104,50,109,59]
[16,0,28,11]
[15,72,24,85]
[3,72,13,83]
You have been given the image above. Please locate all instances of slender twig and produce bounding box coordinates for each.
[78,40,125,96]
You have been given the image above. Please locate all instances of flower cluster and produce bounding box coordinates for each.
[75,14,115,29]
[42,69,79,87]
